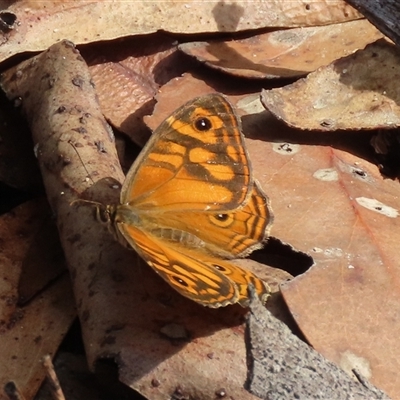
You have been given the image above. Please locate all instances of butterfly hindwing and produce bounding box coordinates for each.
[119,223,270,307]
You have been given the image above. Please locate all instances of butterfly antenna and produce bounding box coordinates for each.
[68,139,96,186]
[68,140,104,209]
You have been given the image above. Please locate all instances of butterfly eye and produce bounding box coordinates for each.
[194,117,212,131]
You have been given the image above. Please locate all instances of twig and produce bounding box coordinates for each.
[3,382,26,400]
[42,354,65,400]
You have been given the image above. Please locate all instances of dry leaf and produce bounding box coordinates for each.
[0,274,75,399]
[0,199,66,314]
[0,199,74,398]
[245,290,390,399]
[144,73,223,130]
[242,123,400,398]
[83,33,192,147]
[0,0,361,63]
[179,19,383,79]
[277,150,400,398]
[261,39,400,131]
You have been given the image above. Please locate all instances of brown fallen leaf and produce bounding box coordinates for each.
[0,199,66,319]
[279,152,400,398]
[83,33,193,147]
[245,288,390,399]
[0,199,74,399]
[0,0,361,63]
[144,71,287,131]
[179,19,383,79]
[242,121,400,398]
[261,39,400,131]
[0,275,75,400]
[144,73,223,131]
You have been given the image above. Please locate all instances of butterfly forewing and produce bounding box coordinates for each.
[121,94,252,213]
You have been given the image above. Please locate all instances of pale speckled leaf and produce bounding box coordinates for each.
[261,39,400,130]
[0,0,361,63]
[179,19,383,79]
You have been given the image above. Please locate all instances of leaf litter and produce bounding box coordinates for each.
[262,39,400,130]
[0,1,400,399]
[179,19,383,79]
[0,0,361,63]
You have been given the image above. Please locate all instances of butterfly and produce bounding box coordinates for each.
[100,93,273,308]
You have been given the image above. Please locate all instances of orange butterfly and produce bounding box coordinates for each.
[101,94,273,307]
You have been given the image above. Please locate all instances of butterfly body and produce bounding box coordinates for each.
[107,94,273,308]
